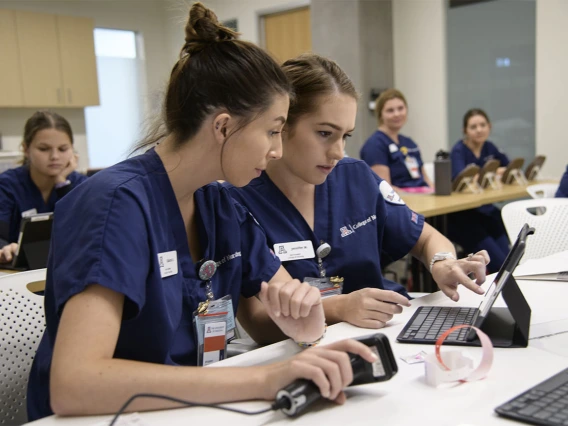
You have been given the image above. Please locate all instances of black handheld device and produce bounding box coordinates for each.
[275,333,397,417]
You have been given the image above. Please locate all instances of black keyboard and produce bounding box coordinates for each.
[397,306,477,342]
[496,368,568,425]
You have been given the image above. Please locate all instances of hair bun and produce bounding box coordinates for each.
[182,2,238,56]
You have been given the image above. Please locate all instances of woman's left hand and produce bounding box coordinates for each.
[56,152,79,184]
[431,250,490,302]
[258,280,325,344]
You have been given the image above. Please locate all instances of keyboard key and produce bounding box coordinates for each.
[533,411,552,419]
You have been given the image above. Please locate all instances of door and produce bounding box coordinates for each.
[57,15,99,106]
[0,10,24,106]
[263,7,311,64]
[16,10,63,106]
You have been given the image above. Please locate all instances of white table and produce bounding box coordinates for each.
[26,277,568,426]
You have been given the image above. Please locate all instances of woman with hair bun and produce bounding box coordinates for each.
[26,3,376,421]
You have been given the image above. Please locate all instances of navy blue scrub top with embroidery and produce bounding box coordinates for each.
[228,158,425,297]
[450,140,510,180]
[0,166,86,245]
[360,130,427,188]
[26,148,281,421]
[556,166,568,198]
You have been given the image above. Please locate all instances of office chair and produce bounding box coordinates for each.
[0,269,46,425]
[526,183,560,199]
[501,198,568,262]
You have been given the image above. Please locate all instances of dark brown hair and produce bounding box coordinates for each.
[463,108,491,133]
[281,53,358,130]
[375,88,407,125]
[135,2,292,151]
[21,110,74,165]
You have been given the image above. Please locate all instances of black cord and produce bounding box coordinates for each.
[108,393,284,425]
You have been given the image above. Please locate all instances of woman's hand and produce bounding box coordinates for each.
[261,338,379,403]
[337,289,410,329]
[431,250,490,301]
[0,243,18,264]
[56,152,79,184]
[258,280,325,343]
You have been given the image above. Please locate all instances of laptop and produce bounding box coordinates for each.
[3,213,53,271]
[397,223,534,348]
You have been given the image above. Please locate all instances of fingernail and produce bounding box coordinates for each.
[452,294,459,302]
[274,311,280,317]
[477,288,485,294]
[370,351,379,360]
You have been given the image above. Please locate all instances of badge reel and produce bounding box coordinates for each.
[303,242,344,298]
[193,259,235,366]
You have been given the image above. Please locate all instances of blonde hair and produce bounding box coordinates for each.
[375,88,407,126]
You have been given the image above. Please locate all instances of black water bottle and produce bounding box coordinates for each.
[434,150,452,196]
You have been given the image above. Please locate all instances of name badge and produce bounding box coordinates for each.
[273,240,315,262]
[157,250,178,278]
[388,143,398,153]
[405,156,421,179]
[21,208,37,218]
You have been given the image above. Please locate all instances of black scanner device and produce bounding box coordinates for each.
[274,333,398,417]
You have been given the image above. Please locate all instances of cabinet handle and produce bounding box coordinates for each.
[67,89,73,104]
[57,88,63,104]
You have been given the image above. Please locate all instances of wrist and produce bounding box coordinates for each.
[429,252,456,273]
[322,294,348,325]
[294,323,327,349]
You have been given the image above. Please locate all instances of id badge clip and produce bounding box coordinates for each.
[303,276,344,299]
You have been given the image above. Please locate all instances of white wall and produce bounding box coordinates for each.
[536,0,568,178]
[0,0,172,169]
[392,0,447,164]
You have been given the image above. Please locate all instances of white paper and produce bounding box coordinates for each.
[513,250,568,280]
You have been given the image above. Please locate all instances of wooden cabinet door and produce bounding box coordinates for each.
[16,10,64,107]
[57,15,99,106]
[264,7,311,64]
[0,10,24,106]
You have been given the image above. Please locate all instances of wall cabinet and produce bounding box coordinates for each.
[0,9,99,108]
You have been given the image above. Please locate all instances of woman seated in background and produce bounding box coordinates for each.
[0,111,86,264]
[230,53,489,333]
[360,89,434,192]
[555,165,568,197]
[26,4,376,421]
[448,108,510,273]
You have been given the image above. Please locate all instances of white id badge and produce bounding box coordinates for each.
[405,156,421,179]
[388,143,399,153]
[194,312,228,366]
[207,295,236,341]
[157,250,178,278]
[304,277,344,298]
[21,208,37,218]
[273,240,315,262]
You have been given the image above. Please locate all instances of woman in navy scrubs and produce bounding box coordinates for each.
[448,109,510,273]
[360,89,433,191]
[555,165,568,197]
[26,4,376,420]
[0,111,86,263]
[230,54,489,330]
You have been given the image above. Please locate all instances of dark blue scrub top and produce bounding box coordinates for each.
[0,166,86,245]
[360,130,428,188]
[556,166,568,198]
[450,140,510,180]
[26,148,281,421]
[228,158,425,296]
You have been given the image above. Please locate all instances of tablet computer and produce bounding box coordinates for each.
[501,158,526,184]
[478,159,500,189]
[524,155,546,181]
[452,164,480,192]
[5,213,53,271]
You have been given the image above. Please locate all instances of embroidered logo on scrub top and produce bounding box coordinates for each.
[339,214,377,238]
[216,251,242,267]
[379,181,405,205]
[411,212,419,224]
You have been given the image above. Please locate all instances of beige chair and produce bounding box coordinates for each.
[0,269,46,425]
[501,198,568,263]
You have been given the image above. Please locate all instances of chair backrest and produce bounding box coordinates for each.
[501,199,568,262]
[0,269,46,425]
[526,183,560,199]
